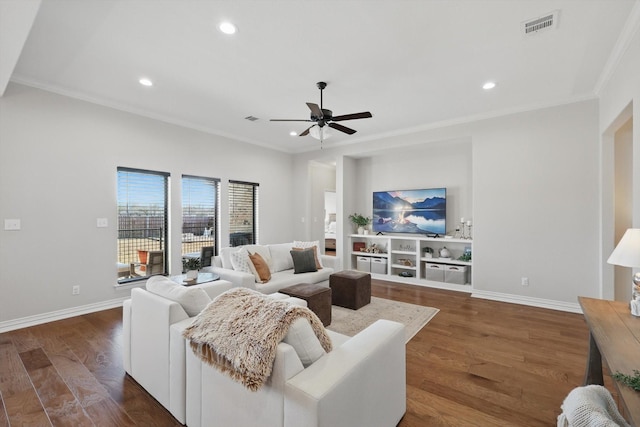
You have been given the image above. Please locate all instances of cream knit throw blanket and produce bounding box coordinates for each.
[183,287,332,391]
[557,385,630,427]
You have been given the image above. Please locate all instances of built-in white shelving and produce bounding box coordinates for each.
[348,234,473,292]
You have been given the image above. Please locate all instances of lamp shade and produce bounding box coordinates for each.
[607,228,640,267]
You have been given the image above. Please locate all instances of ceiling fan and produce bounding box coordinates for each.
[270,82,372,141]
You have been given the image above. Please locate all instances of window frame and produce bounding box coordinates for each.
[117,167,169,283]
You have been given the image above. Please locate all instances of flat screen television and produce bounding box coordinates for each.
[372,188,446,236]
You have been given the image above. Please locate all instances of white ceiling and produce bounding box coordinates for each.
[3,0,638,153]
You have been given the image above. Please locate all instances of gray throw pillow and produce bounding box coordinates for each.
[290,248,318,274]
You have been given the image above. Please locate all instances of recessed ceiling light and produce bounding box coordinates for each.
[139,78,153,87]
[219,21,237,35]
[482,81,496,90]
[289,131,298,136]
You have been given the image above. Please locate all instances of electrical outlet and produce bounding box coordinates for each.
[72,285,80,295]
[521,277,529,287]
[4,219,21,230]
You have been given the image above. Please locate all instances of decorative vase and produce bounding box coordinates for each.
[439,247,451,258]
[358,226,365,235]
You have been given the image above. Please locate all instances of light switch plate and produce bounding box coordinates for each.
[96,218,108,228]
[4,219,21,231]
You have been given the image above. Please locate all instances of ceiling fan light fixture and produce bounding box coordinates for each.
[309,126,332,140]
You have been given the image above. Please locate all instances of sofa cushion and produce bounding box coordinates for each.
[248,252,271,283]
[290,248,318,274]
[268,243,294,273]
[293,240,324,268]
[145,276,211,317]
[282,317,326,367]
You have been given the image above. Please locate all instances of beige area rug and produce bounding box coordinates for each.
[326,297,439,343]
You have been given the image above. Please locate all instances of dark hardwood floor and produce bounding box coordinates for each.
[0,280,616,426]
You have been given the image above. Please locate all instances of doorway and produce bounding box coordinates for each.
[613,118,633,301]
[324,190,336,255]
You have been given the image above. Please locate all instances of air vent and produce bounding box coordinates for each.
[522,10,559,35]
[244,116,259,122]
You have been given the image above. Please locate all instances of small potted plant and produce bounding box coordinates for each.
[349,213,371,234]
[182,257,201,274]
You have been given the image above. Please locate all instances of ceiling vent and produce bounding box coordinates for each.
[244,115,259,122]
[522,10,559,35]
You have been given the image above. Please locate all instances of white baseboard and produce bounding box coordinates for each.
[471,289,582,314]
[0,297,128,333]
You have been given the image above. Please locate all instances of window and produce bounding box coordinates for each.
[182,175,220,257]
[117,167,169,282]
[228,180,259,246]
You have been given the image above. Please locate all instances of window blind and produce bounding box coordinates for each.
[117,167,169,279]
[228,180,259,246]
[182,175,220,255]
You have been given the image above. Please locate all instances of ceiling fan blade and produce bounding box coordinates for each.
[299,125,315,136]
[306,102,323,118]
[270,119,313,122]
[331,111,372,121]
[328,122,357,135]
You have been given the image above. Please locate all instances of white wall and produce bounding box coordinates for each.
[353,139,473,236]
[0,83,294,326]
[294,99,600,310]
[599,15,640,301]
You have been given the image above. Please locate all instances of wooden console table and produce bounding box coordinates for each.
[579,297,640,424]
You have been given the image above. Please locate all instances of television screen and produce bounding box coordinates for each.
[372,188,446,235]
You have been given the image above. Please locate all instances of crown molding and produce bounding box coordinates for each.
[9,77,293,154]
[594,1,640,95]
[299,94,598,154]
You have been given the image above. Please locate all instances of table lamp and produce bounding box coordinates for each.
[607,228,640,316]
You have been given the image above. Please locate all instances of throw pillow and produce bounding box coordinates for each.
[293,240,324,268]
[248,252,271,283]
[145,276,211,317]
[244,245,273,271]
[267,243,294,272]
[220,246,244,270]
[230,249,252,273]
[290,248,318,274]
[282,317,326,367]
[292,245,322,270]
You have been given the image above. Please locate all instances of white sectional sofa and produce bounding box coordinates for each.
[123,274,407,427]
[202,242,338,294]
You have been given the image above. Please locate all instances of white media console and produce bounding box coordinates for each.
[347,234,473,292]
